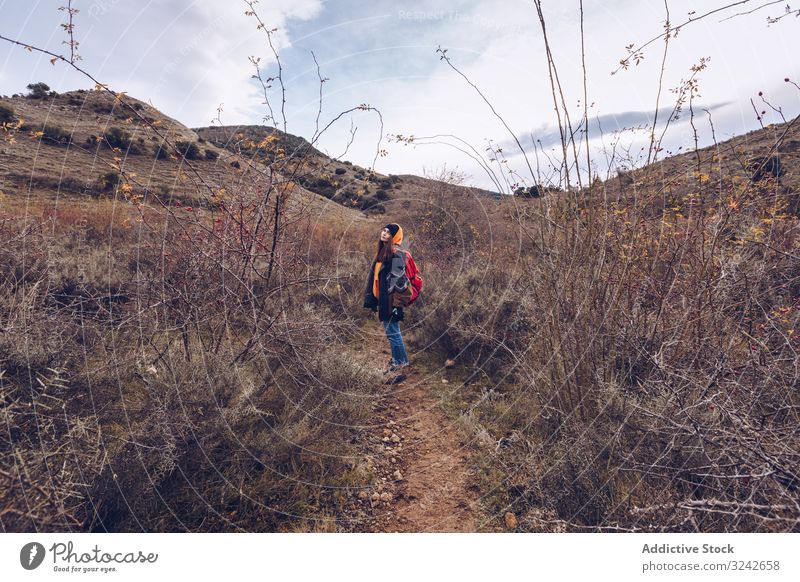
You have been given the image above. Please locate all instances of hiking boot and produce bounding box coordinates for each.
[383,360,409,375]
[384,372,407,385]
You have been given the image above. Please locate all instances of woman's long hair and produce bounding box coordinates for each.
[375,237,395,264]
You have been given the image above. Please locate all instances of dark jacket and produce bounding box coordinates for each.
[363,250,409,322]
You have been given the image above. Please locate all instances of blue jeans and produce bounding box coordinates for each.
[382,319,409,365]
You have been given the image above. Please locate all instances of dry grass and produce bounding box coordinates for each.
[2,87,799,533]
[0,182,383,532]
[405,122,800,532]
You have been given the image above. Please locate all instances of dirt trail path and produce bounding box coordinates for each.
[360,323,480,532]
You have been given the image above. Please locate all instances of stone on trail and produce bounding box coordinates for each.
[504,512,517,529]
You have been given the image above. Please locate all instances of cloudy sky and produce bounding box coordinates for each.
[1,0,798,190]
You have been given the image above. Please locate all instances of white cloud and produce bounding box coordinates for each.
[302,0,800,189]
[2,0,798,189]
[0,0,323,125]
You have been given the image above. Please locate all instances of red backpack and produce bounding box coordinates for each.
[402,250,423,305]
[390,250,423,307]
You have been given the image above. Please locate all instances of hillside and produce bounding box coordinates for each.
[606,119,800,209]
[194,124,502,219]
[1,89,506,229]
[0,90,366,224]
[5,87,797,235]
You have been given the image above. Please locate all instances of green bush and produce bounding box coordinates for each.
[204,149,219,161]
[747,155,782,182]
[98,171,121,191]
[359,195,385,211]
[22,123,72,146]
[335,167,346,175]
[155,143,171,160]
[45,125,72,145]
[103,127,143,154]
[175,140,202,160]
[303,176,337,199]
[0,102,15,123]
[91,101,114,115]
[26,82,53,99]
[513,185,543,198]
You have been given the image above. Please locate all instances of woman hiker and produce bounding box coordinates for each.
[363,223,422,383]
